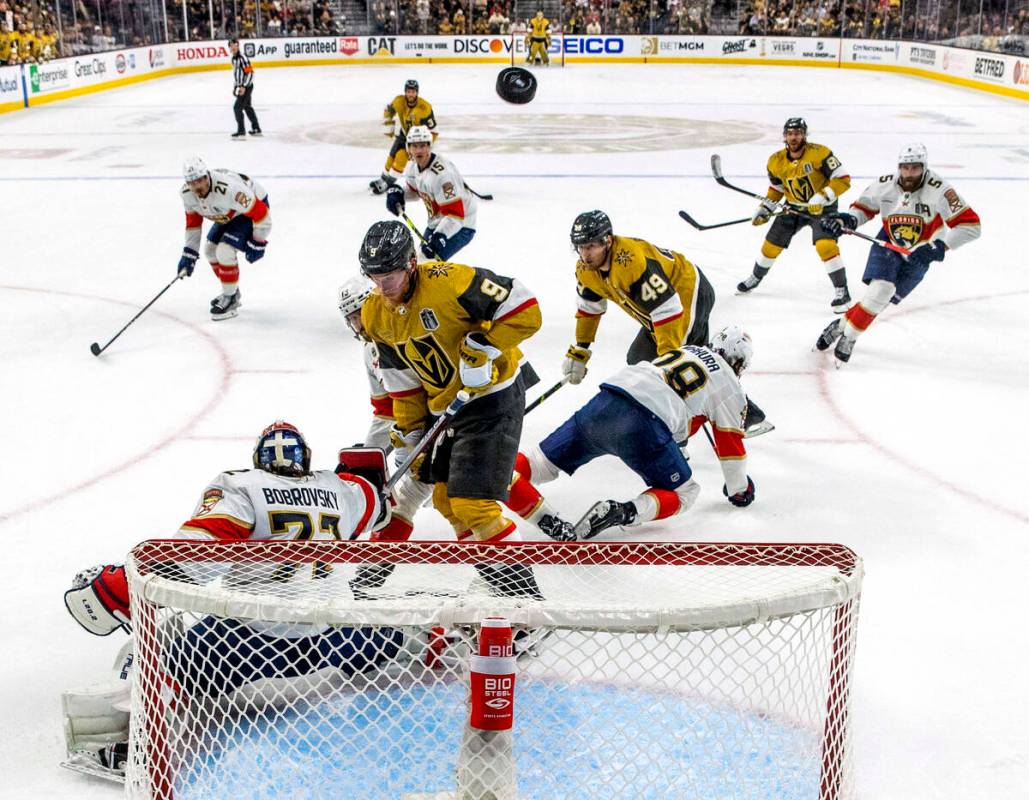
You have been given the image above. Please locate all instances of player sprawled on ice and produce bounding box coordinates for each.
[815,142,981,366]
[520,326,756,540]
[354,221,560,596]
[178,156,271,320]
[370,79,437,195]
[563,209,716,378]
[737,117,853,312]
[60,422,457,781]
[385,125,477,260]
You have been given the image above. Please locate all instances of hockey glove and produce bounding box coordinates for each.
[385,184,406,217]
[906,240,947,269]
[421,231,448,260]
[751,198,777,226]
[822,212,858,238]
[177,247,199,277]
[459,333,502,392]
[64,564,131,636]
[562,345,591,385]
[244,237,267,263]
[723,477,756,508]
[806,187,836,216]
[389,426,428,475]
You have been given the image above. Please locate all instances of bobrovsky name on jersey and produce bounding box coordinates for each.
[453,36,624,55]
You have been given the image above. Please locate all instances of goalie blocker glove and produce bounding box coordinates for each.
[64,565,131,636]
[723,476,756,507]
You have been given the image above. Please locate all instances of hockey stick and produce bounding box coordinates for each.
[710,154,912,256]
[401,211,442,260]
[464,181,494,201]
[384,390,469,494]
[679,210,753,231]
[90,273,184,357]
[524,377,568,416]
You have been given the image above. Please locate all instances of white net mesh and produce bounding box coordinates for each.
[126,540,862,800]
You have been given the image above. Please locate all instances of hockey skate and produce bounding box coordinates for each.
[537,513,577,542]
[249,128,263,137]
[230,131,246,140]
[831,286,852,313]
[573,500,638,540]
[736,273,763,293]
[815,318,843,352]
[834,335,856,367]
[60,741,128,784]
[210,289,241,321]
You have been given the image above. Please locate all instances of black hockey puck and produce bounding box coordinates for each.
[90,342,101,356]
[496,67,537,105]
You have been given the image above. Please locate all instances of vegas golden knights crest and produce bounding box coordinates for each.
[886,214,924,248]
[399,334,455,389]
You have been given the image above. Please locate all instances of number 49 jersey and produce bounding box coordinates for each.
[177,468,381,543]
[602,345,749,492]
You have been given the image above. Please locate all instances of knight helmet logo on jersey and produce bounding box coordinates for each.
[419,308,440,331]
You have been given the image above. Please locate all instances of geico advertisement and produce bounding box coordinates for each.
[444,35,629,58]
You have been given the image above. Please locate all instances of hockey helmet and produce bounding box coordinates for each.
[253,421,312,476]
[359,220,416,275]
[183,155,210,184]
[406,125,433,146]
[404,79,419,93]
[339,275,374,339]
[710,325,753,376]
[783,117,808,134]
[570,210,613,246]
[898,142,928,168]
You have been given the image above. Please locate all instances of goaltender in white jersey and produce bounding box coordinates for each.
[179,157,273,320]
[384,125,478,261]
[816,142,981,365]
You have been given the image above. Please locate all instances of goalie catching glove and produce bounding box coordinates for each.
[562,344,591,385]
[64,565,131,636]
[459,333,501,392]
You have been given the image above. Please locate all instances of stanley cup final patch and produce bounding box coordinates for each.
[420,308,440,331]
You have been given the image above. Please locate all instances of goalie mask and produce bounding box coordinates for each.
[253,421,312,476]
[710,325,753,376]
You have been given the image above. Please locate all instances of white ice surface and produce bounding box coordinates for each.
[1,62,1027,799]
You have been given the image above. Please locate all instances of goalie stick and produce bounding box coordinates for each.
[710,154,912,256]
[90,273,184,357]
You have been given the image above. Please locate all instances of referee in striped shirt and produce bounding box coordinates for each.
[229,38,262,139]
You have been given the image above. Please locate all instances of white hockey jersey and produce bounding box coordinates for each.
[402,153,477,239]
[602,345,749,494]
[182,168,272,252]
[363,341,394,451]
[178,467,380,543]
[849,169,981,251]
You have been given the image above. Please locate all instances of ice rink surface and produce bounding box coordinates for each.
[2,61,1027,799]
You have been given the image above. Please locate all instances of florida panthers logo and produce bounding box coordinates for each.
[886,214,924,249]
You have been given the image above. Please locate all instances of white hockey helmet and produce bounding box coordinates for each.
[406,125,433,146]
[338,274,375,338]
[710,324,753,376]
[182,155,209,183]
[898,142,928,168]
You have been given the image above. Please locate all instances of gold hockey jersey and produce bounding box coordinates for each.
[529,16,551,40]
[766,142,850,207]
[384,96,438,137]
[361,262,541,431]
[574,236,704,356]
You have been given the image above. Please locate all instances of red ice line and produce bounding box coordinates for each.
[0,285,233,526]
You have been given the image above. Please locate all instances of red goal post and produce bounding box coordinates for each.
[126,540,862,800]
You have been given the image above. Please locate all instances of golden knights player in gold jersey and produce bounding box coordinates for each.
[561,210,716,385]
[369,79,438,195]
[525,10,552,66]
[738,118,853,312]
[358,221,545,581]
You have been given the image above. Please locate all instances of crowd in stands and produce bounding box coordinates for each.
[1,0,1025,64]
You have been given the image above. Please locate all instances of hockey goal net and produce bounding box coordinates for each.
[126,540,862,800]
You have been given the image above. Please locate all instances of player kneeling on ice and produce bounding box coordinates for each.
[178,156,272,320]
[815,142,981,366]
[59,422,451,781]
[384,125,477,260]
[519,326,757,540]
